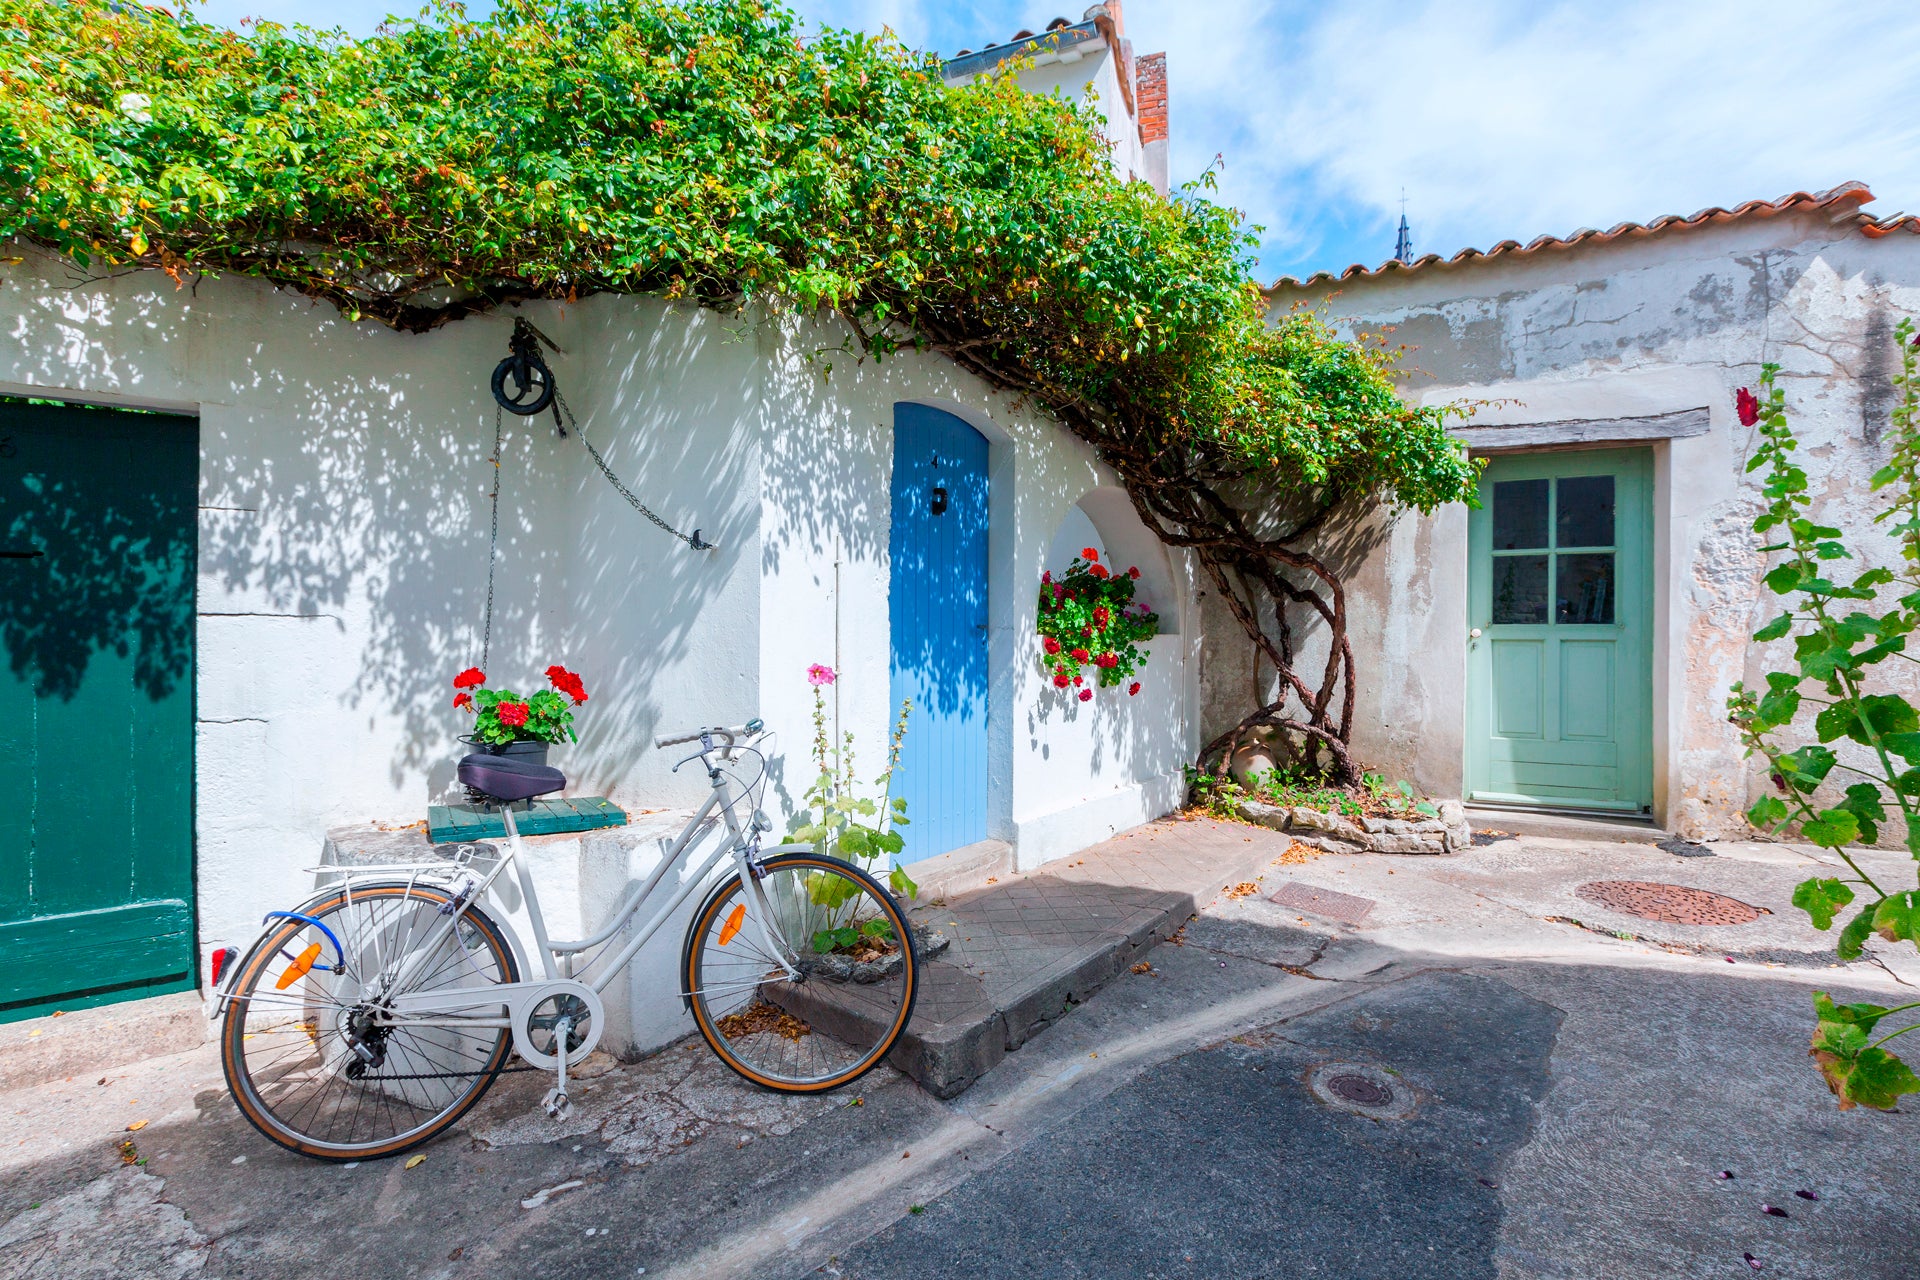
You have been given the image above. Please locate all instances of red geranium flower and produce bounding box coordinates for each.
[497,701,530,728]
[1736,387,1759,427]
[1053,672,1071,688]
[1042,571,1052,584]
[1043,636,1062,655]
[1078,688,1092,702]
[1129,682,1141,696]
[1073,675,1084,686]
[546,664,589,705]
[1127,566,1140,580]
[1071,647,1090,663]
[453,667,486,689]
[453,692,474,711]
[1093,606,1109,628]
[1081,547,1099,562]
[1090,564,1109,579]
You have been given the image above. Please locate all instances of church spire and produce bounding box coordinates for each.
[1393,190,1412,263]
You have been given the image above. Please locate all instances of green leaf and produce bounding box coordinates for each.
[1814,702,1855,743]
[1800,807,1860,848]
[1746,794,1790,828]
[1872,891,1920,944]
[1764,564,1804,595]
[1791,878,1855,930]
[1838,782,1887,844]
[888,865,918,901]
[1752,613,1794,642]
[1836,904,1878,961]
[1814,991,1888,1036]
[1880,732,1920,763]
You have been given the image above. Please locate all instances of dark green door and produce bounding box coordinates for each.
[0,401,197,1022]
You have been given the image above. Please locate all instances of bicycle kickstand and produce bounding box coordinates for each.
[541,1016,574,1121]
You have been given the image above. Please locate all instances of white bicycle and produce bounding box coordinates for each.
[210,720,920,1162]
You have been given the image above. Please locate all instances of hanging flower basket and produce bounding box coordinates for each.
[1037,548,1158,700]
[451,664,589,769]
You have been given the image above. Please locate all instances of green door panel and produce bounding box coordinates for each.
[0,401,197,1021]
[1466,448,1652,813]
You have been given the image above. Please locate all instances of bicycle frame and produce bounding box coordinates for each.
[326,748,802,1035]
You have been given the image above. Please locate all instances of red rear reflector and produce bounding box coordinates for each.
[210,946,234,986]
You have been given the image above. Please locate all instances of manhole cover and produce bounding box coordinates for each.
[1575,880,1764,925]
[1325,1073,1394,1106]
[1306,1062,1416,1120]
[1269,881,1376,924]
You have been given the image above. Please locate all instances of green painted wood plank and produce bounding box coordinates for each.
[426,797,628,844]
[0,899,193,1006]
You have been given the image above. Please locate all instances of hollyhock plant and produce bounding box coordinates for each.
[452,664,589,745]
[791,663,919,905]
[1037,549,1159,693]
[1737,387,1760,427]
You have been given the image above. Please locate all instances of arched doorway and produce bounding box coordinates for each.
[888,403,990,862]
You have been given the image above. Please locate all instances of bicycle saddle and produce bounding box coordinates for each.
[457,753,566,804]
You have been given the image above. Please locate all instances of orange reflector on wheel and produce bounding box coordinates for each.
[275,942,323,990]
[719,904,746,946]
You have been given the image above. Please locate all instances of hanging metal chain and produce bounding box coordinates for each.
[480,403,503,669]
[554,387,713,551]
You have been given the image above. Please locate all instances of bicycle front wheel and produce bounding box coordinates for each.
[221,882,520,1161]
[686,853,918,1093]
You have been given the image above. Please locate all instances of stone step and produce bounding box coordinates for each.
[875,816,1283,1098]
[0,990,211,1092]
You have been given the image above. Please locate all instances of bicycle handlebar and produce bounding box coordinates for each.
[654,719,763,750]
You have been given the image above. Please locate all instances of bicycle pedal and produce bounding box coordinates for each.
[541,1089,572,1121]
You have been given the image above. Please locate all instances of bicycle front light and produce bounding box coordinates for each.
[752,809,774,833]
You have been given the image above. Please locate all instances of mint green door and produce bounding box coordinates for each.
[0,401,198,1022]
[1466,448,1652,813]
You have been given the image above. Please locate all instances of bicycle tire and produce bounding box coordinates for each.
[685,853,918,1094]
[221,882,520,1162]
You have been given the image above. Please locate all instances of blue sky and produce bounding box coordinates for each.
[189,0,1920,283]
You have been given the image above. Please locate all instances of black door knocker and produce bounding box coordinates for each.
[930,485,949,516]
[491,317,563,429]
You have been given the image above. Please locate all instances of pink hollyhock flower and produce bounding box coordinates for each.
[1736,387,1759,427]
[807,663,837,687]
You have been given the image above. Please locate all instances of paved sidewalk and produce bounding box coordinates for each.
[890,815,1287,1096]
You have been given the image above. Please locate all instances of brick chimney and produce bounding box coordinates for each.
[1136,51,1168,195]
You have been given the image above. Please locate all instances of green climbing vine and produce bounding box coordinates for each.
[1728,324,1920,1110]
[0,0,1478,775]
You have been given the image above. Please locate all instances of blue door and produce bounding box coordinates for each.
[889,404,989,863]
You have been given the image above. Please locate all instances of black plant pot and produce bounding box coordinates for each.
[459,735,550,769]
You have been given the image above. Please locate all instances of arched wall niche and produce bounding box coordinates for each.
[1043,485,1181,634]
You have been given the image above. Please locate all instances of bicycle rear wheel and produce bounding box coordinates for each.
[686,853,918,1092]
[221,882,519,1161]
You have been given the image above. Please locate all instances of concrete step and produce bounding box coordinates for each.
[0,990,211,1091]
[1466,805,1668,845]
[877,816,1282,1098]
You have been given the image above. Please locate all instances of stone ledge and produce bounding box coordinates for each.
[0,991,211,1092]
[1235,798,1472,854]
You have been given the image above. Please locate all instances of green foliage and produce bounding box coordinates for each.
[0,0,1474,516]
[788,673,916,902]
[1728,329,1920,1109]
[1186,762,1436,823]
[1037,549,1158,693]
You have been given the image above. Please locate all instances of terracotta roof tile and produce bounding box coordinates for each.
[1271,182,1916,290]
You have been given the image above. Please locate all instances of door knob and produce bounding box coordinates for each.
[1469,628,1483,640]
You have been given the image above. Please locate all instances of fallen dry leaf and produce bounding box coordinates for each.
[125,1119,148,1133]
[1224,882,1259,900]
[1130,961,1153,975]
[405,1154,426,1170]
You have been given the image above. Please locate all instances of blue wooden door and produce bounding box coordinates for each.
[888,404,989,863]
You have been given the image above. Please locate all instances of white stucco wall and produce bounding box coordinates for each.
[1240,210,1920,839]
[0,252,1199,1048]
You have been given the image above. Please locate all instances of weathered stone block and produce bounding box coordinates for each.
[1235,799,1291,831]
[1370,834,1447,854]
[1289,807,1367,843]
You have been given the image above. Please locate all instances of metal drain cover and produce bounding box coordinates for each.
[1575,880,1764,926]
[1307,1062,1416,1120]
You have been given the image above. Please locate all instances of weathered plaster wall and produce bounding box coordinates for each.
[1235,210,1920,837]
[0,253,1199,1048]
